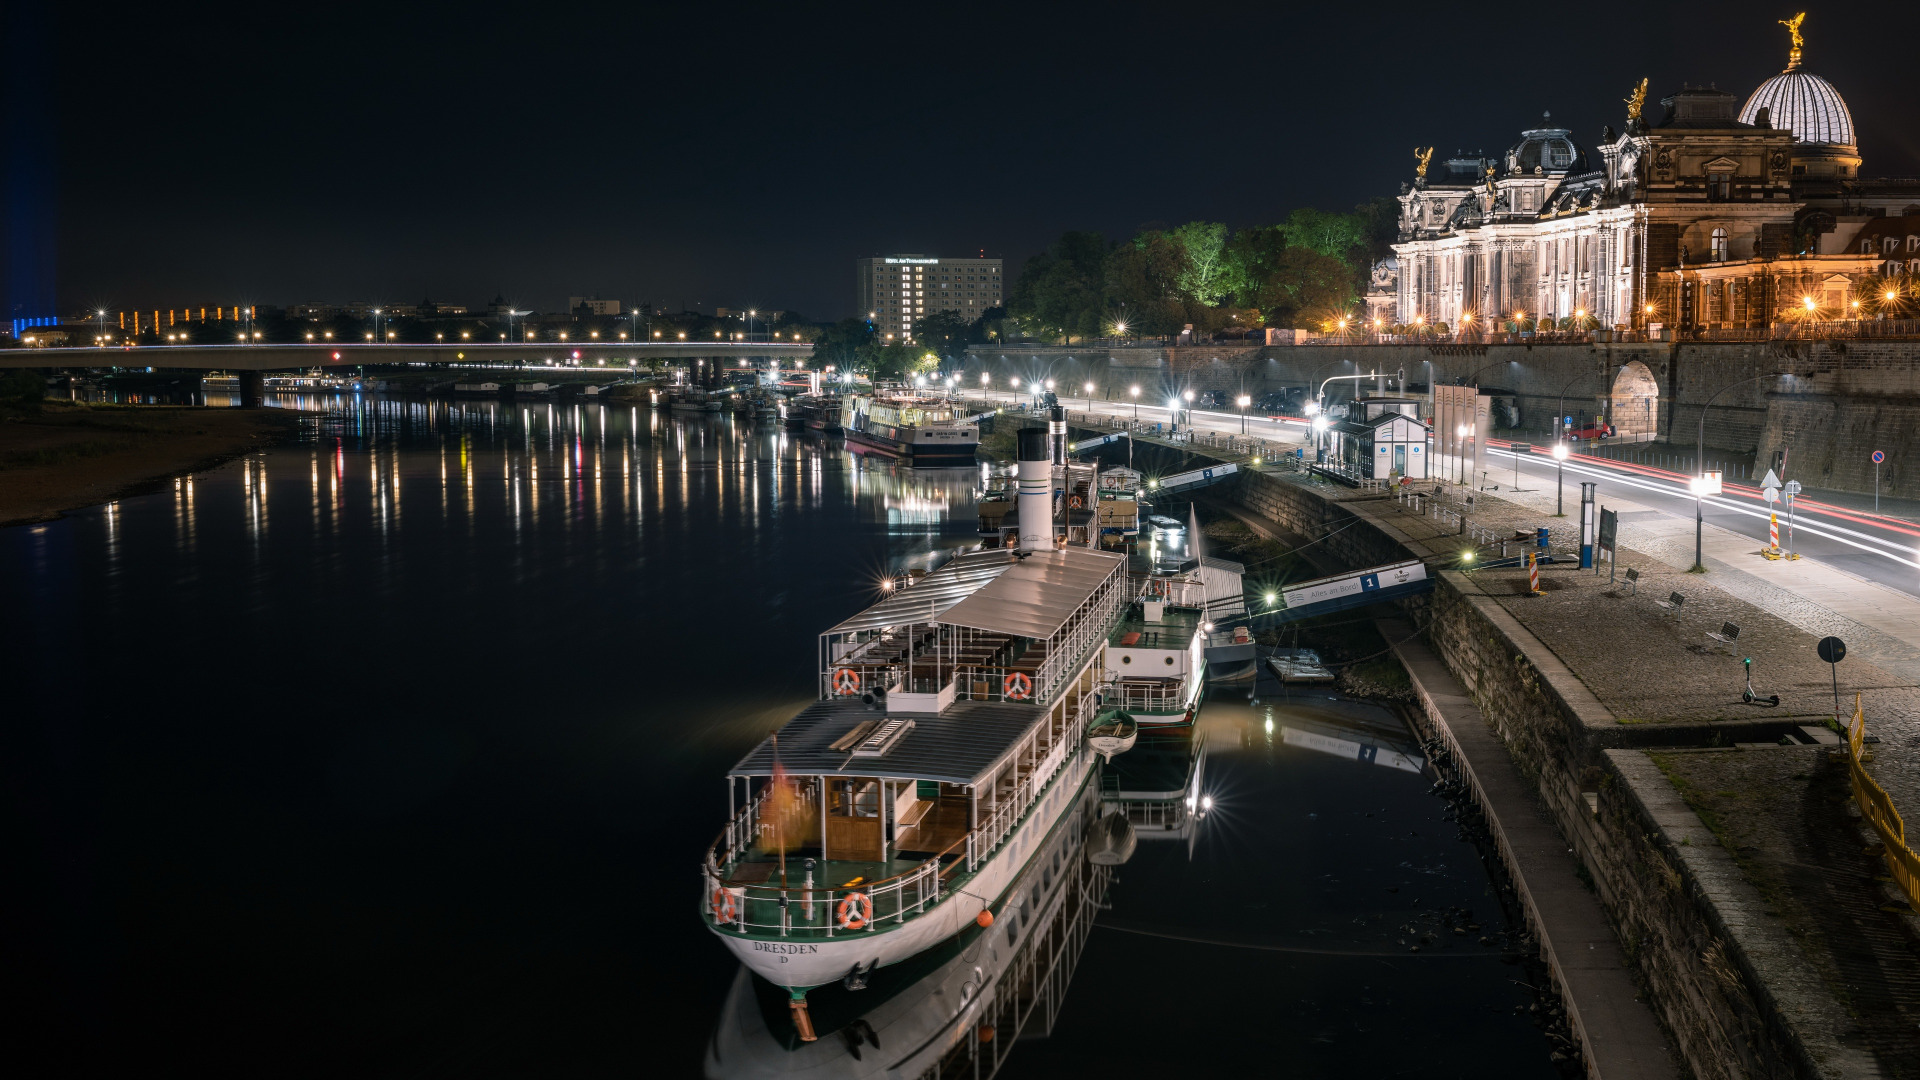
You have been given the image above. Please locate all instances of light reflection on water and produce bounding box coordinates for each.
[1,398,1554,1076]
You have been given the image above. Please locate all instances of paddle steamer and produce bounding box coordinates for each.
[701,429,1126,1038]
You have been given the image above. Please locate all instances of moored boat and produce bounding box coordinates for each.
[1086,709,1138,762]
[839,387,978,466]
[700,429,1127,1039]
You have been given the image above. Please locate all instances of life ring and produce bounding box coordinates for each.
[833,667,860,696]
[711,886,738,923]
[837,891,873,930]
[1069,495,1083,509]
[1003,671,1033,701]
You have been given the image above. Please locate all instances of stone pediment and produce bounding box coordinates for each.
[1702,156,1740,172]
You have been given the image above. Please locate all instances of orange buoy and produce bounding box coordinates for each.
[977,1024,996,1043]
[976,909,994,928]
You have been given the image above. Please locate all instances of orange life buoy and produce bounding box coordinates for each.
[1003,671,1033,701]
[711,886,738,923]
[833,667,860,696]
[1069,495,1083,509]
[837,891,873,930]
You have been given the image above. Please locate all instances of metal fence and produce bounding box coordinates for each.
[1846,694,1920,910]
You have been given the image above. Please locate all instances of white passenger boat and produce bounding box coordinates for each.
[701,428,1128,1039]
[839,387,979,466]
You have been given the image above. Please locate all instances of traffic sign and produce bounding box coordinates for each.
[1818,636,1846,664]
[1872,450,1886,464]
[1784,480,1801,496]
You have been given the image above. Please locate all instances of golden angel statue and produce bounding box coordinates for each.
[1779,12,1805,68]
[1779,12,1805,52]
[1414,146,1434,180]
[1624,78,1648,123]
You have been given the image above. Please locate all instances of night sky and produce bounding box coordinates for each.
[14,0,1919,321]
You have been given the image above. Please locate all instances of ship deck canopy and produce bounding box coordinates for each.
[728,698,1044,786]
[822,547,1125,642]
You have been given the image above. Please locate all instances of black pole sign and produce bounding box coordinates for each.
[1817,636,1846,720]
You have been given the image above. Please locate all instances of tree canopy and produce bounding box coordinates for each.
[1005,203,1393,342]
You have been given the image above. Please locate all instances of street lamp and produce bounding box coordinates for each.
[1084,380,1095,411]
[1552,441,1569,516]
[1130,385,1141,419]
[1236,394,1251,433]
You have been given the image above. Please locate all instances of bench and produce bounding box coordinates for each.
[1623,567,1640,596]
[1654,590,1685,616]
[1706,621,1740,647]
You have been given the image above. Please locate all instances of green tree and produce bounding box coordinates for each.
[810,317,874,373]
[1249,246,1357,328]
[1105,230,1188,335]
[1171,221,1229,307]
[1283,207,1371,265]
[1008,231,1108,342]
[912,310,976,361]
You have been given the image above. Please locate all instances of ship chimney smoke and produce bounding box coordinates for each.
[1016,428,1052,552]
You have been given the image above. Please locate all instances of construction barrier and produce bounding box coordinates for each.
[1847,694,1920,909]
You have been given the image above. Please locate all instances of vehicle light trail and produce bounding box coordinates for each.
[1487,446,1920,571]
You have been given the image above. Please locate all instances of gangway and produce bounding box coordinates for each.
[1068,430,1130,455]
[1242,559,1433,629]
[1152,462,1238,494]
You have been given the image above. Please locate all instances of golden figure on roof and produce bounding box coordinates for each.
[1779,11,1806,69]
[1414,146,1434,179]
[1625,78,1648,122]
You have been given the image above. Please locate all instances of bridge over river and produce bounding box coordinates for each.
[0,340,815,404]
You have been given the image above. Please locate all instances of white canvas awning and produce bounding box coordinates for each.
[821,546,1124,641]
[938,548,1124,639]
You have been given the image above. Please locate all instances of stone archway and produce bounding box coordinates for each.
[1610,360,1659,443]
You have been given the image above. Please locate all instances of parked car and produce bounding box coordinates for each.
[1567,421,1615,440]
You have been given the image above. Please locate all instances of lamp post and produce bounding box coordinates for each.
[1085,380,1095,413]
[1183,389,1195,429]
[1130,385,1140,419]
[1237,394,1251,434]
[1552,441,1569,515]
[1690,372,1792,572]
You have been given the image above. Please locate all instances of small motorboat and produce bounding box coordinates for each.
[1268,648,1335,683]
[1087,710,1139,763]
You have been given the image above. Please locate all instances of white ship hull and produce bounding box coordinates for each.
[717,746,1096,992]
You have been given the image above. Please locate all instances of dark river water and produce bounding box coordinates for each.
[2,395,1557,1077]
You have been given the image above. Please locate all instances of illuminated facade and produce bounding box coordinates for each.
[1389,18,1920,332]
[856,255,1003,341]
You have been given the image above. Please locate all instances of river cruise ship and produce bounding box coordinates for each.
[839,388,979,466]
[702,429,1127,1039]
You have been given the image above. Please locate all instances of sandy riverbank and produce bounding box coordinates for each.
[0,403,304,526]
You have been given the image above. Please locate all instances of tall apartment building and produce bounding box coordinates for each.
[856,254,1003,341]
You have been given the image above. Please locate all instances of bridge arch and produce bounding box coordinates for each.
[1609,360,1659,443]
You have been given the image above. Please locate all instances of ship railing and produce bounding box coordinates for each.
[703,740,1085,939]
[1112,681,1185,713]
[703,839,951,939]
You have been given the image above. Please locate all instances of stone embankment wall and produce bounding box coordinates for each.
[1226,468,1832,1079]
[966,340,1920,496]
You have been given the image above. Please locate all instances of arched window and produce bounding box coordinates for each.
[1711,228,1729,262]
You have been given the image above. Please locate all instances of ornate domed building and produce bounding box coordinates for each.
[1738,19,1859,182]
[1387,13,1920,337]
